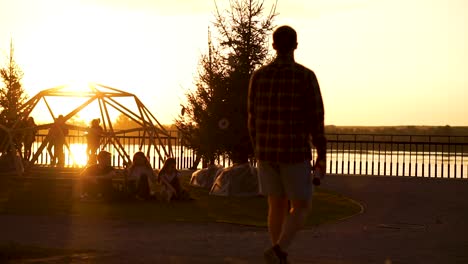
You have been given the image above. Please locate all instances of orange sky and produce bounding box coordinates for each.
[0,0,467,126]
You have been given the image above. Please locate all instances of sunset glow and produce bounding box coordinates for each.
[1,0,467,126]
[69,143,88,167]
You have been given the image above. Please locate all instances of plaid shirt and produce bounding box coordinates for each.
[248,55,326,163]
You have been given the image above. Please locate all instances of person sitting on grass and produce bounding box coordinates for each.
[126,152,159,200]
[80,150,116,200]
[158,157,191,201]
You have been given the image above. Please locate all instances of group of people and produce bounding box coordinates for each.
[45,116,103,167]
[28,114,188,201]
[20,114,190,203]
[79,118,192,202]
[4,114,103,167]
[80,150,190,202]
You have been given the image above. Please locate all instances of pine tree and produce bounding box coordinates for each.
[177,0,276,165]
[0,40,27,127]
[0,39,27,154]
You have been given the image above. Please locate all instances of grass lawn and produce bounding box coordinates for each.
[0,169,361,261]
[0,170,361,227]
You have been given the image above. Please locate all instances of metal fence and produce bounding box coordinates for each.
[30,130,183,169]
[29,131,468,179]
[323,134,468,179]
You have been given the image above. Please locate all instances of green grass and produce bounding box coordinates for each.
[0,171,361,261]
[0,172,361,227]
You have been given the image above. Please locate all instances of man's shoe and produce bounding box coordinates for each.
[264,245,289,264]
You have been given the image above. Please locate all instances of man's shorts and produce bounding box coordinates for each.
[257,160,313,201]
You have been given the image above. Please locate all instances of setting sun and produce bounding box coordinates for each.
[1,0,467,126]
[69,143,88,167]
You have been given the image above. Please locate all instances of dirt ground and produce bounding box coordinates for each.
[1,174,468,263]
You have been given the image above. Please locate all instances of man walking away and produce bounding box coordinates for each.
[248,25,327,263]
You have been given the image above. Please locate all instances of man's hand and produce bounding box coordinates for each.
[312,159,326,186]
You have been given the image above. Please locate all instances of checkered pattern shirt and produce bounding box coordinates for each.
[248,55,326,163]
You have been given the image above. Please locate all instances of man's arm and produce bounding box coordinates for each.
[247,72,257,149]
[306,71,327,166]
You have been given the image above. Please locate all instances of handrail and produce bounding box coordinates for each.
[24,131,467,179]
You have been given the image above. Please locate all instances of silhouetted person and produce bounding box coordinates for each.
[48,115,68,167]
[23,117,37,161]
[158,157,190,201]
[86,118,103,164]
[126,151,158,200]
[80,150,116,200]
[248,25,327,263]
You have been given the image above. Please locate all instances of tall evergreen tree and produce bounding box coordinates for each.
[0,40,27,127]
[177,0,276,164]
[0,40,27,154]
